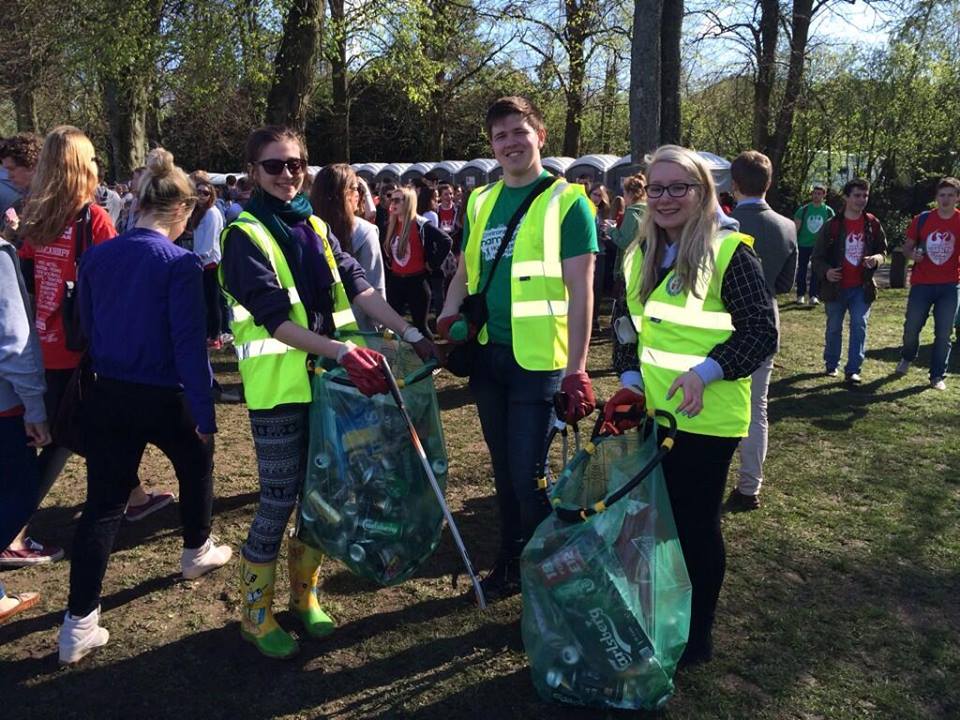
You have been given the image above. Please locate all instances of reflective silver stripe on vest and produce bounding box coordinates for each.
[641,347,707,372]
[511,260,563,278]
[631,314,643,333]
[235,337,296,361]
[470,184,497,224]
[513,299,568,318]
[541,182,567,260]
[331,308,356,328]
[643,300,733,331]
[231,288,302,323]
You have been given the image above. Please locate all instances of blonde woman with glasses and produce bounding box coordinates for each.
[606,145,777,667]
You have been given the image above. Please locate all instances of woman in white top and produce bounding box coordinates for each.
[189,172,226,346]
[310,164,386,332]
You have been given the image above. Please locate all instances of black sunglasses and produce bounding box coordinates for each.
[255,158,307,175]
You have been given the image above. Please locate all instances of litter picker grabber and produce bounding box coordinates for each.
[380,359,488,609]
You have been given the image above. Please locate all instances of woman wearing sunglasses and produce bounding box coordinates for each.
[188,171,227,349]
[383,186,451,339]
[220,126,436,659]
[606,145,777,668]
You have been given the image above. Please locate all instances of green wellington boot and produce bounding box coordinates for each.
[239,556,299,659]
[287,537,336,639]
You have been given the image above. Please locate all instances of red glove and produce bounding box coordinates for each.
[437,314,476,344]
[601,386,646,436]
[559,371,596,424]
[338,345,389,396]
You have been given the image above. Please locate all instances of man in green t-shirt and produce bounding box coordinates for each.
[793,183,835,305]
[438,96,597,601]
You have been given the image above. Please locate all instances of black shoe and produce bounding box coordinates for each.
[476,557,522,603]
[677,639,713,669]
[725,488,760,512]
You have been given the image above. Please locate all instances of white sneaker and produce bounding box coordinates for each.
[796,296,806,306]
[181,537,232,580]
[59,606,109,664]
[895,359,910,375]
[931,379,947,391]
[810,296,821,306]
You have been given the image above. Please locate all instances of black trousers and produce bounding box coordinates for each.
[386,272,432,338]
[202,266,223,341]
[67,377,214,616]
[661,429,740,655]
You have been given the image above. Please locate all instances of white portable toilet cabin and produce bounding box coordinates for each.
[375,163,411,184]
[542,156,575,178]
[607,154,643,193]
[605,152,732,195]
[353,163,386,184]
[208,172,247,187]
[455,159,500,190]
[696,152,733,193]
[401,162,438,185]
[565,154,620,186]
[432,160,466,183]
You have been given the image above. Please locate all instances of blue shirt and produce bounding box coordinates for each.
[78,228,216,433]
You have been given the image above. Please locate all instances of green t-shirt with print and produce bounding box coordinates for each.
[794,202,836,247]
[462,172,598,346]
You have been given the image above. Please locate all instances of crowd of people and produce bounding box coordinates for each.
[1,95,958,686]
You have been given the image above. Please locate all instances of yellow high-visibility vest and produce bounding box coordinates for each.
[623,229,753,437]
[219,211,358,410]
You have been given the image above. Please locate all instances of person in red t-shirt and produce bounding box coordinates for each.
[812,178,887,384]
[2,127,170,568]
[895,177,960,389]
[384,186,450,338]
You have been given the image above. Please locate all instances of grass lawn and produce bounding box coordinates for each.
[1,288,958,719]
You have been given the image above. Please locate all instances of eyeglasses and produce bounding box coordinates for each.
[389,197,403,205]
[646,182,700,199]
[197,187,212,196]
[255,158,307,175]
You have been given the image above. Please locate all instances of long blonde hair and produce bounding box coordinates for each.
[384,186,418,262]
[638,145,719,304]
[20,126,99,246]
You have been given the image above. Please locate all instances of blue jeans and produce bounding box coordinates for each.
[900,282,960,381]
[0,415,41,551]
[469,343,561,559]
[796,245,819,298]
[824,286,871,375]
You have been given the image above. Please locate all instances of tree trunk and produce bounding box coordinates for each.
[12,87,38,133]
[102,76,149,181]
[266,0,324,132]
[659,0,683,145]
[327,0,349,161]
[754,0,779,152]
[768,0,813,202]
[630,0,662,160]
[562,0,592,158]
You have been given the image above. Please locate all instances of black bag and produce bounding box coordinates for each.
[445,176,557,378]
[62,204,93,352]
[51,354,92,456]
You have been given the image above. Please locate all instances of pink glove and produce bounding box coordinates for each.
[559,371,596,424]
[601,386,646,436]
[338,345,388,396]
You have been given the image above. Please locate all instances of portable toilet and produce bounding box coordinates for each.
[433,160,466,183]
[542,156,575,178]
[456,159,499,190]
[354,163,386,184]
[696,152,733,193]
[401,162,438,185]
[489,164,504,182]
[375,163,411,184]
[565,154,620,186]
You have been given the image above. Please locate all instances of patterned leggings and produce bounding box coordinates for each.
[242,404,308,563]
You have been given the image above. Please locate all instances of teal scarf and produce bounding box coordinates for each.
[245,188,313,247]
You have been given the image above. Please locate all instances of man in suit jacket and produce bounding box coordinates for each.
[726,150,798,511]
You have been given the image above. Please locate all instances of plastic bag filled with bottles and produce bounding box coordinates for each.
[299,333,448,586]
[521,416,691,711]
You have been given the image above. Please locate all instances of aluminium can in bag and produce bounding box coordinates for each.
[299,333,448,586]
[521,425,691,711]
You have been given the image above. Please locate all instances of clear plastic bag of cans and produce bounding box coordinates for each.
[520,422,691,711]
[299,333,448,586]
